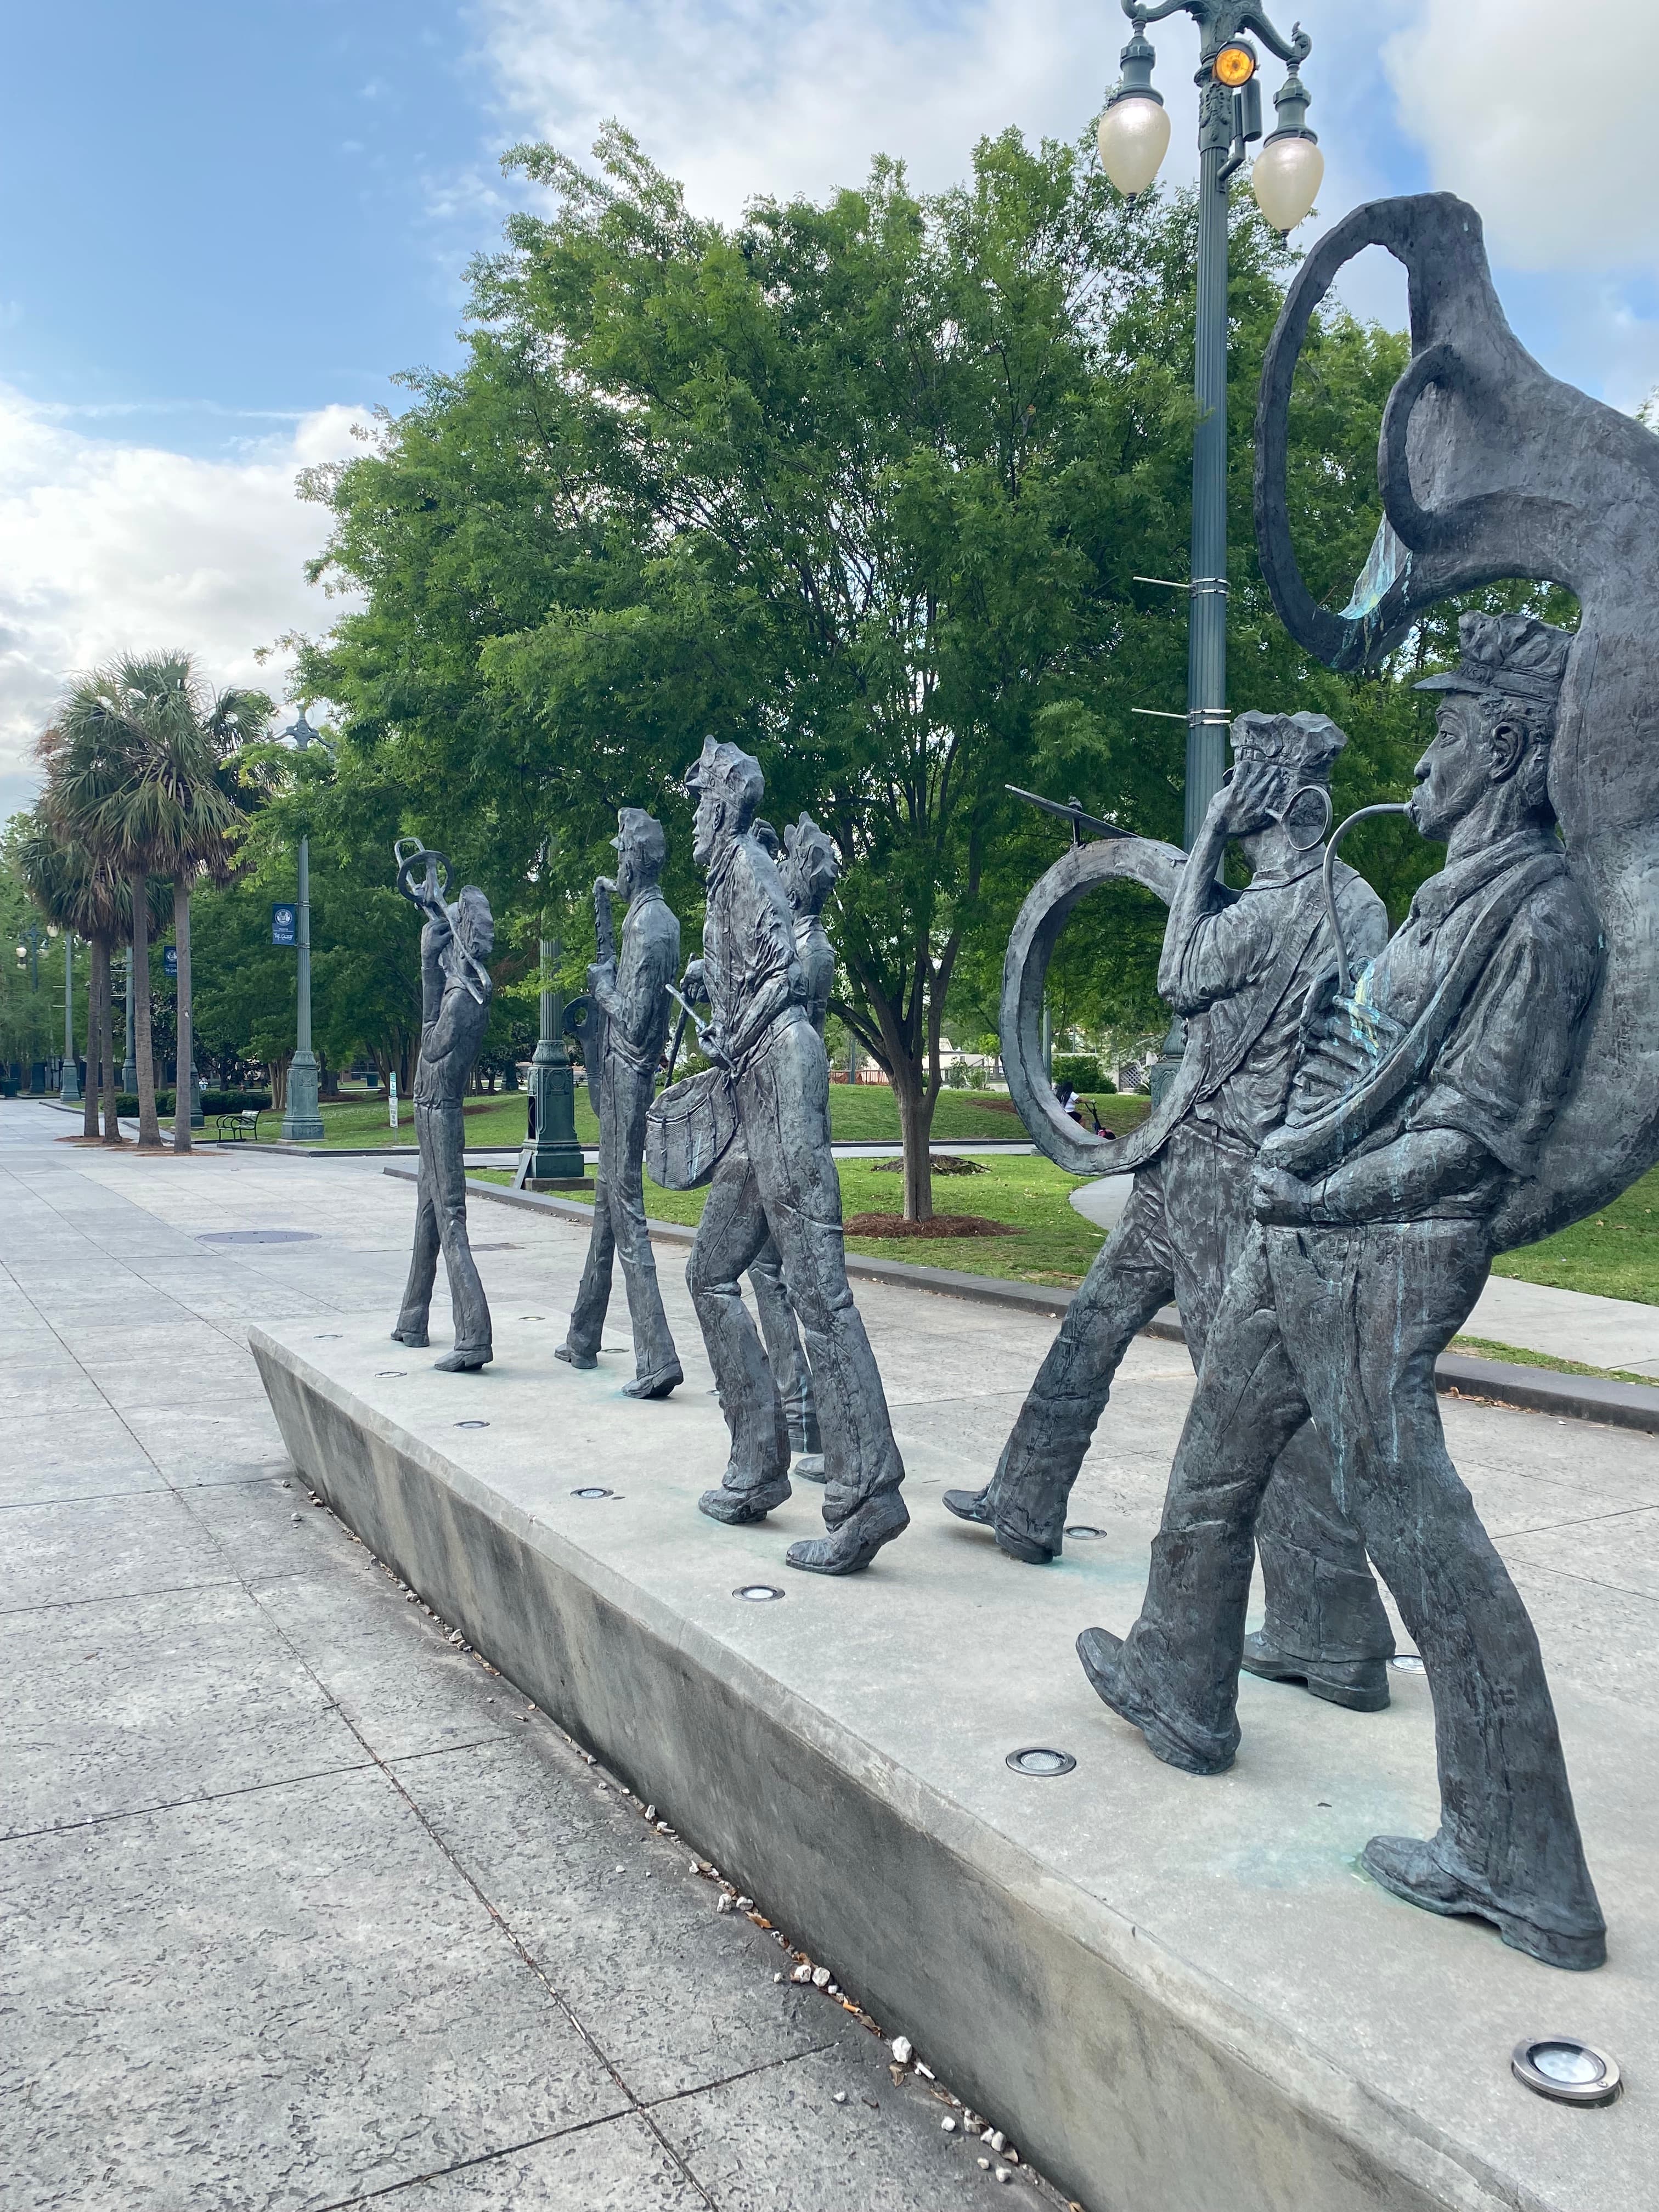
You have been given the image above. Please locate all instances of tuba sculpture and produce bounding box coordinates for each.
[1255,191,1659,1247]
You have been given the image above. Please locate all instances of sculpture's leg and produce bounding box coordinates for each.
[1078,1226,1310,1775]
[689,1139,791,1521]
[1271,1221,1605,1971]
[1250,1423,1396,1706]
[749,1237,819,1458]
[560,1171,617,1369]
[734,1023,905,1575]
[428,1097,492,1372]
[611,1068,682,1398]
[966,1166,1176,1563]
[392,1105,439,1347]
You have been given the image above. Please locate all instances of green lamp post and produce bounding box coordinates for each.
[279,708,327,1142]
[1096,2,1324,1098]
[516,838,586,1189]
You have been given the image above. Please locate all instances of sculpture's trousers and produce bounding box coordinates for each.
[565,1053,679,1381]
[397,1099,492,1355]
[988,1125,1391,1668]
[1116,1217,1602,1938]
[748,1238,820,1453]
[687,1014,902,1525]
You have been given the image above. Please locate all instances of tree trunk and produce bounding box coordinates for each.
[172,876,193,1154]
[131,873,161,1149]
[99,940,121,1143]
[270,1052,291,1112]
[890,1057,937,1223]
[82,943,101,1139]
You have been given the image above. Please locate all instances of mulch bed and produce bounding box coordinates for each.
[843,1212,1024,1239]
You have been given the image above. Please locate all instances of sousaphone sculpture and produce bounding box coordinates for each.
[1256,191,1659,1245]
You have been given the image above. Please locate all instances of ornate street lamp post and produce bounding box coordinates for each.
[60,931,80,1104]
[122,947,137,1094]
[516,837,586,1190]
[280,708,326,1142]
[1097,1,1324,844]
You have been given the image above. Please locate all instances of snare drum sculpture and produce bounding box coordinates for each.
[391,840,495,1372]
[649,742,907,1574]
[556,809,683,1398]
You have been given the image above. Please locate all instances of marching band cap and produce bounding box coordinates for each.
[612,806,667,865]
[685,737,766,821]
[1229,709,1348,777]
[1415,611,1573,708]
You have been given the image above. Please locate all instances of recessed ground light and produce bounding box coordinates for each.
[1390,1655,1425,1673]
[1064,1524,1106,1541]
[1006,1747,1076,1777]
[734,1584,785,1602]
[454,1419,489,1430]
[572,1486,613,1500]
[377,1369,405,1378]
[520,1314,545,1321]
[1511,2036,1621,2107]
[313,1333,341,1340]
[200,1229,319,1245]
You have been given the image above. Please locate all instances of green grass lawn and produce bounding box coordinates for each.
[473,1151,1112,1288]
[233,1084,1149,1154]
[1489,1164,1659,1307]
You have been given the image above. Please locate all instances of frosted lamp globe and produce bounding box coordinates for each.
[1251,136,1324,233]
[1097,97,1171,199]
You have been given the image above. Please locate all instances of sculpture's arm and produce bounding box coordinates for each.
[1158,770,1268,1012]
[1253,1127,1492,1227]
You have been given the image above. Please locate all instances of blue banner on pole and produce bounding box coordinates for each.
[163,945,178,978]
[272,904,297,946]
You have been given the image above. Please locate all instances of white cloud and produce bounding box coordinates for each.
[0,393,366,821]
[1382,0,1654,276]
[475,0,1118,219]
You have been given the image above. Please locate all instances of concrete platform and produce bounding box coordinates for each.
[252,1306,1657,2212]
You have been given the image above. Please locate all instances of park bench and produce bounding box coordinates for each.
[214,1108,264,1143]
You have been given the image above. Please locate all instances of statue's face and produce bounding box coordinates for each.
[614,831,641,902]
[1411,696,1498,841]
[784,830,837,913]
[692,782,724,868]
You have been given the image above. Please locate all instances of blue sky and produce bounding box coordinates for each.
[3,1,1655,812]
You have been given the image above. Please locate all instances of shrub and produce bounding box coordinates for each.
[1051,1054,1103,1093]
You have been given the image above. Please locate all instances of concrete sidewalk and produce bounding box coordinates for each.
[0,1103,1062,2212]
[1070,1173,1659,1373]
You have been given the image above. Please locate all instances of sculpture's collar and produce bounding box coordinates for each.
[1406,827,1559,934]
[1243,848,1325,892]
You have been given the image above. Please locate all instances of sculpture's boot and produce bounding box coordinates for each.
[792,1454,826,1483]
[1075,1627,1235,1778]
[995,1521,1056,1565]
[390,1326,429,1348]
[786,1489,909,1576]
[1240,1629,1390,1713]
[623,1359,683,1400]
[943,1486,993,1527]
[699,1469,792,1525]
[435,1344,492,1373]
[554,1342,598,1372]
[1361,1833,1607,1972]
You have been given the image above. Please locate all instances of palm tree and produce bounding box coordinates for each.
[43,653,270,1152]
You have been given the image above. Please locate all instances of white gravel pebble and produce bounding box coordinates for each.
[645,1804,656,1820]
[811,1967,831,1989]
[791,1963,813,1984]
[773,1972,783,1983]
[735,1895,754,1910]
[715,1894,733,1914]
[978,2158,991,2171]
[995,2167,1011,2185]
[890,2036,913,2066]
[940,2117,957,2134]
[833,2090,848,2105]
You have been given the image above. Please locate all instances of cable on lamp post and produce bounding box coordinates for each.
[279,708,328,1142]
[1097,1,1322,1097]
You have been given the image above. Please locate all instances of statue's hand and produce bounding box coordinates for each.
[680,958,708,1006]
[697,1019,731,1072]
[1252,1161,1319,1225]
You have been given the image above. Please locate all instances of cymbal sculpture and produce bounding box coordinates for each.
[668,742,907,1575]
[556,809,683,1398]
[743,814,842,1482]
[960,716,1397,1711]
[390,842,496,1373]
